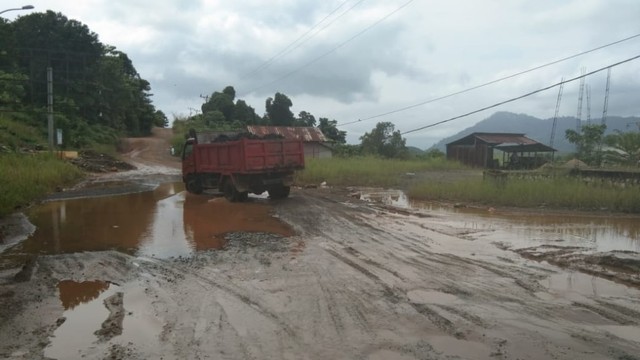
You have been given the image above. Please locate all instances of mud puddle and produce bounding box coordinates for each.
[46,279,163,359]
[3,182,293,260]
[357,188,640,253]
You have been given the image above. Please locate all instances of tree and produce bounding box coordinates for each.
[234,99,260,125]
[604,130,640,166]
[222,86,236,101]
[265,92,294,126]
[318,117,346,143]
[360,122,407,158]
[202,91,235,122]
[565,124,606,166]
[154,110,169,128]
[296,111,316,127]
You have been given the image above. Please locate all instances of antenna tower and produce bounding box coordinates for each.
[586,84,591,125]
[601,68,611,126]
[549,78,564,148]
[575,67,586,132]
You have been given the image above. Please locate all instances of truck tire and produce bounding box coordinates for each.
[186,177,203,194]
[223,181,248,202]
[268,185,290,199]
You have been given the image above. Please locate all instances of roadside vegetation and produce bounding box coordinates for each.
[0,153,83,217]
[295,156,465,188]
[408,176,640,213]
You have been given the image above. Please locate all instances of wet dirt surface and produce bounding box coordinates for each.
[1,130,640,360]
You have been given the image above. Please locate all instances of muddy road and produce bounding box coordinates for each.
[1,130,640,360]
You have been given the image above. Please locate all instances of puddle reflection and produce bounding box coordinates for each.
[358,188,640,253]
[6,182,292,259]
[58,280,110,310]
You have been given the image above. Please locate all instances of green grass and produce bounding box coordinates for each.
[408,176,640,213]
[0,153,84,217]
[295,156,465,188]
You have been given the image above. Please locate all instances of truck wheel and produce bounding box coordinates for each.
[268,185,290,199]
[186,177,203,194]
[238,191,249,202]
[224,181,238,202]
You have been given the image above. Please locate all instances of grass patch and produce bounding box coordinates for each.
[0,153,84,217]
[408,176,640,213]
[295,156,466,188]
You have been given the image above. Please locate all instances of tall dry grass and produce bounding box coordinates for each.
[0,153,84,216]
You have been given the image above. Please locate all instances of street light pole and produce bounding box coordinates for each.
[0,5,34,16]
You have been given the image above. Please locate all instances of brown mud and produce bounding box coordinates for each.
[0,129,639,359]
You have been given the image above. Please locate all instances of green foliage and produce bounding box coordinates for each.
[409,176,640,213]
[418,149,445,160]
[360,122,408,158]
[296,111,316,127]
[604,130,640,167]
[565,124,606,165]
[0,153,84,217]
[333,143,362,157]
[3,11,159,142]
[0,116,46,150]
[0,71,27,109]
[318,117,346,143]
[202,91,235,121]
[265,92,294,126]
[295,156,465,187]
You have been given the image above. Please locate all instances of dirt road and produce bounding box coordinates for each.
[1,130,639,359]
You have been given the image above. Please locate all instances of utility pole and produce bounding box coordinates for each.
[47,66,54,151]
[199,94,209,102]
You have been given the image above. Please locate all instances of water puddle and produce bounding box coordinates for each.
[58,280,110,310]
[542,272,640,298]
[4,182,293,259]
[46,279,163,359]
[356,188,640,253]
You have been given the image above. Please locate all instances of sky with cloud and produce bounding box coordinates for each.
[6,0,640,147]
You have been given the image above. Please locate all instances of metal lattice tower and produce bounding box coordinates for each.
[601,68,611,126]
[586,84,592,125]
[576,67,587,133]
[549,78,565,148]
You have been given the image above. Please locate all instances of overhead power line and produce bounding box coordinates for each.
[340,32,640,127]
[240,0,355,79]
[399,54,640,136]
[242,0,415,96]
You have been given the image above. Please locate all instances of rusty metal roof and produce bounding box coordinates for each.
[246,126,328,142]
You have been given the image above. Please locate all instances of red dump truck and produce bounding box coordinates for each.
[181,131,305,201]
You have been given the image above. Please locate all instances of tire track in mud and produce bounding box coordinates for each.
[142,259,302,342]
[572,301,639,325]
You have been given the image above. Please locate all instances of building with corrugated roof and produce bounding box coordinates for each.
[446,132,556,169]
[247,126,333,159]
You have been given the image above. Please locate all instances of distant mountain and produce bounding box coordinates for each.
[431,111,640,153]
[407,146,425,156]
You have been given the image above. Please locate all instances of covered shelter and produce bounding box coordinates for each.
[247,126,333,159]
[446,132,556,169]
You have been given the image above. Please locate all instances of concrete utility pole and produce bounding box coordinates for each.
[47,66,54,150]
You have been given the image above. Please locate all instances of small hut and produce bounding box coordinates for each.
[446,132,556,169]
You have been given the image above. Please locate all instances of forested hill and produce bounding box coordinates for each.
[0,11,167,149]
[431,112,640,153]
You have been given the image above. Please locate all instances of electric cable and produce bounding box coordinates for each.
[240,0,355,79]
[340,32,640,127]
[399,54,640,136]
[242,0,415,95]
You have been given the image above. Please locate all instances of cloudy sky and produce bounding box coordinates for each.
[6,0,640,147]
